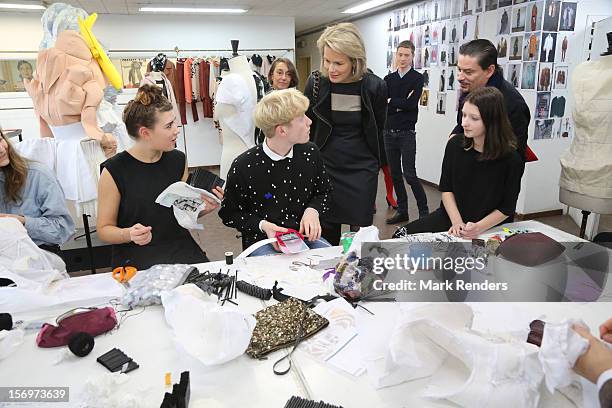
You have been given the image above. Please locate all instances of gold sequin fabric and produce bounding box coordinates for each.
[246,297,329,359]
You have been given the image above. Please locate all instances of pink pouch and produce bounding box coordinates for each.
[36,307,117,348]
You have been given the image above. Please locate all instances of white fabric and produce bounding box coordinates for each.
[14,131,102,217]
[0,217,66,275]
[347,226,380,258]
[262,138,294,160]
[366,303,474,389]
[50,122,102,216]
[155,181,220,230]
[97,99,133,152]
[14,137,57,173]
[79,373,143,408]
[539,320,590,393]
[559,56,612,199]
[161,284,256,366]
[215,73,257,150]
[368,303,544,408]
[0,329,24,361]
[0,218,70,313]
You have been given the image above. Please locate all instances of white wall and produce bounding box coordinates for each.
[297,0,612,216]
[0,12,295,166]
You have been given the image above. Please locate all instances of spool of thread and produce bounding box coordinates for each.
[0,313,13,331]
[68,332,95,357]
[225,252,233,265]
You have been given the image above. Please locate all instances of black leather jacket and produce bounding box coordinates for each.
[304,71,388,165]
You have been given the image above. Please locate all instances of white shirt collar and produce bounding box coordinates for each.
[263,138,293,161]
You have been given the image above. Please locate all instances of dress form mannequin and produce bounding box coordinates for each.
[22,4,118,218]
[215,41,258,180]
[559,33,612,237]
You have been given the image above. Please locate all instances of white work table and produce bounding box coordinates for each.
[1,221,610,407]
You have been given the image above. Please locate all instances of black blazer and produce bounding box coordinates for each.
[304,71,388,166]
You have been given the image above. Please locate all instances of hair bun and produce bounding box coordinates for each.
[134,84,163,106]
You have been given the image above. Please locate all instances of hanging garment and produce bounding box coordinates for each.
[250,54,264,76]
[50,122,102,216]
[146,55,178,103]
[192,59,200,102]
[209,58,219,100]
[175,59,187,125]
[531,4,538,30]
[215,73,257,149]
[262,55,274,78]
[183,58,199,122]
[199,60,213,118]
[140,72,181,123]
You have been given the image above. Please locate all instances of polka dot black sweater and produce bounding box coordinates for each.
[218,142,332,249]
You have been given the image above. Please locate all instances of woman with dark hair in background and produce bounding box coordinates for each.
[0,128,74,252]
[395,87,522,239]
[268,58,299,90]
[97,85,223,269]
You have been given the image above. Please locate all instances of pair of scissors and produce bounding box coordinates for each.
[112,266,137,283]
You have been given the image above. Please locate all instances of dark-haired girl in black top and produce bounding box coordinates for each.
[395,87,522,239]
[97,85,223,269]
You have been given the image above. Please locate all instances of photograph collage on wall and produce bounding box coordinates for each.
[386,0,577,137]
[494,0,576,140]
[386,0,491,116]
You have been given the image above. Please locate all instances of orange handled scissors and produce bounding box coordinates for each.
[112,266,137,283]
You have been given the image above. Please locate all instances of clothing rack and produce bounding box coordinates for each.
[108,47,294,57]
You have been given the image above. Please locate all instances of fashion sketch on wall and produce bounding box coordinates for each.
[510,35,523,60]
[521,61,537,89]
[498,7,511,35]
[550,94,566,117]
[540,32,557,62]
[462,0,473,16]
[553,65,568,89]
[447,68,456,90]
[538,62,553,91]
[543,0,561,32]
[535,92,551,119]
[558,34,569,62]
[121,59,148,89]
[559,2,576,31]
[497,36,509,60]
[436,92,447,114]
[534,119,554,139]
[523,32,540,61]
[512,6,526,32]
[528,2,543,32]
[507,63,522,88]
[420,88,430,108]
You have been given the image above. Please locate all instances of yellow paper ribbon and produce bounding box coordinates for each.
[78,13,123,90]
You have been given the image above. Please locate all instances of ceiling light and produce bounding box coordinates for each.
[139,6,247,14]
[342,0,395,14]
[0,3,45,10]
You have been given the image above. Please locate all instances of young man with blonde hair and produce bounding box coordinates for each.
[219,89,332,255]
